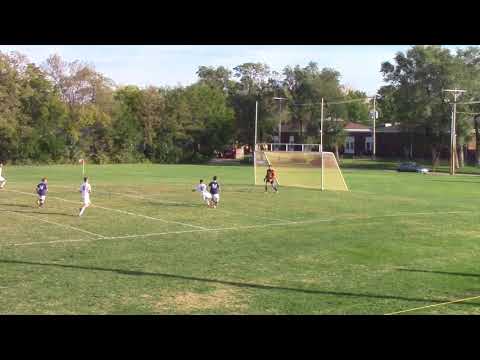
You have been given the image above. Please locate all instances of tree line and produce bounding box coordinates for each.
[378,45,480,167]
[1,46,480,166]
[0,51,372,164]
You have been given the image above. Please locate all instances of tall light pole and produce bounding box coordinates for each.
[321,97,324,191]
[273,97,287,145]
[254,100,258,185]
[443,89,466,175]
[372,95,377,159]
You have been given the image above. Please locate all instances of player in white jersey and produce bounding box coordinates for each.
[79,177,92,217]
[0,163,6,189]
[193,179,212,207]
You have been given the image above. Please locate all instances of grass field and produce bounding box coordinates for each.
[1,162,480,314]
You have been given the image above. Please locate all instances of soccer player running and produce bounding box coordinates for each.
[193,179,213,207]
[208,176,220,208]
[264,165,278,193]
[36,178,48,208]
[0,163,6,189]
[79,177,92,217]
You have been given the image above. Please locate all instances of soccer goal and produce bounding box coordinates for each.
[254,144,349,191]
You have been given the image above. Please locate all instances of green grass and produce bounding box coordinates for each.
[1,163,480,314]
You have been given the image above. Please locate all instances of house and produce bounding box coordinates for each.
[263,118,480,161]
[344,122,437,158]
[343,122,372,156]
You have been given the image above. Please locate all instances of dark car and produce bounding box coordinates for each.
[222,148,236,159]
[397,162,429,173]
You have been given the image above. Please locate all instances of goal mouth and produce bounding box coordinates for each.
[254,148,349,191]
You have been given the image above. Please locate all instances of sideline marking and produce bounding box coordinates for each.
[385,294,480,315]
[1,207,105,238]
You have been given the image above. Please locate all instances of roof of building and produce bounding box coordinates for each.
[344,122,371,132]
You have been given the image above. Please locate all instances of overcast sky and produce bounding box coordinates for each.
[0,45,474,94]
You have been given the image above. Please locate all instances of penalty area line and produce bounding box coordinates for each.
[385,294,480,315]
[56,184,295,224]
[0,207,106,239]
[3,217,335,248]
[6,189,208,231]
[1,208,475,248]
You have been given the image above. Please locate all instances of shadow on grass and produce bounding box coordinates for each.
[1,258,478,308]
[0,209,75,217]
[397,268,480,278]
[0,203,33,208]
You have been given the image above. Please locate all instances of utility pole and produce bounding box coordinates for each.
[254,100,258,185]
[443,89,466,175]
[321,97,324,191]
[273,97,287,145]
[372,95,377,159]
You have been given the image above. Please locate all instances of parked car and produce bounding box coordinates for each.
[397,162,429,173]
[222,148,236,159]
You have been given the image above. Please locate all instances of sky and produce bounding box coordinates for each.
[0,45,475,94]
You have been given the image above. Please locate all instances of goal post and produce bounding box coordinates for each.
[252,97,348,191]
[254,145,349,191]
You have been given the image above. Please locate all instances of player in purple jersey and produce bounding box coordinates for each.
[36,178,48,208]
[208,176,220,208]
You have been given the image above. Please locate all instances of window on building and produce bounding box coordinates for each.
[345,136,355,154]
[365,136,373,152]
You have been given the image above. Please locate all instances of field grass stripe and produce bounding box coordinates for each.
[0,207,105,239]
[385,294,480,315]
[6,189,208,231]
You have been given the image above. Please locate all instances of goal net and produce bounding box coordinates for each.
[254,147,348,191]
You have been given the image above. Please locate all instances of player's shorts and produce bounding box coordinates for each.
[212,194,220,203]
[266,178,274,184]
[202,192,212,201]
[82,196,91,205]
[38,195,46,202]
[0,176,5,182]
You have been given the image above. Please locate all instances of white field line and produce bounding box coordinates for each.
[0,209,472,248]
[385,294,480,315]
[53,185,294,223]
[0,207,105,239]
[112,191,294,224]
[5,189,208,231]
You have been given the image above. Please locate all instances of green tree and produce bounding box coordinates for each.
[380,45,460,167]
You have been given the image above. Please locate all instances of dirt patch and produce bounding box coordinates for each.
[153,287,248,314]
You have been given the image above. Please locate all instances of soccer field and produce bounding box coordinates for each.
[1,163,480,314]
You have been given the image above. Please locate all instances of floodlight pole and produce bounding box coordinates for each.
[274,97,287,144]
[443,89,466,175]
[321,97,325,191]
[254,100,258,185]
[372,95,377,159]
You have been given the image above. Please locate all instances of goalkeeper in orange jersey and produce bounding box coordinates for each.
[264,165,278,193]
